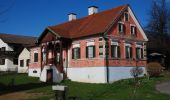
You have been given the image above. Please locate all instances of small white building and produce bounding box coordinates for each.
[18,48,30,73]
[0,33,37,72]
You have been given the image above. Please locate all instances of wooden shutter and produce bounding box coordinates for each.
[136,48,138,59]
[130,47,132,58]
[125,46,128,59]
[131,26,133,35]
[123,24,125,33]
[141,48,143,59]
[134,27,137,36]
[117,46,121,58]
[78,48,80,59]
[111,45,114,58]
[118,23,121,32]
[86,47,88,58]
[93,46,96,58]
[72,48,74,59]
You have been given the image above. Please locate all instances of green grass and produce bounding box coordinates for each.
[1,72,170,100]
[0,73,39,85]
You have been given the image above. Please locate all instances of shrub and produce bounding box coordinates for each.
[146,62,164,77]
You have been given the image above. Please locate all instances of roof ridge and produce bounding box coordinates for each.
[0,33,37,38]
[49,4,129,28]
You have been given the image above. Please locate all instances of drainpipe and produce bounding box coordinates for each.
[104,36,109,83]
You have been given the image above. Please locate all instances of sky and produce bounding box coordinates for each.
[0,0,170,37]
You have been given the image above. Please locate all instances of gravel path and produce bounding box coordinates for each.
[156,81,170,95]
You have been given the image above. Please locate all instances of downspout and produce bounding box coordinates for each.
[104,35,109,83]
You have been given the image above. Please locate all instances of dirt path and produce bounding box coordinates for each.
[156,81,170,95]
[0,91,48,100]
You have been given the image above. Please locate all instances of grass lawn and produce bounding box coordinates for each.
[0,72,170,100]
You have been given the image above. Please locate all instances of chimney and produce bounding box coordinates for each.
[88,6,98,15]
[68,13,76,21]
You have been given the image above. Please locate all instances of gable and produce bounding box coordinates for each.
[40,31,56,43]
[107,6,148,41]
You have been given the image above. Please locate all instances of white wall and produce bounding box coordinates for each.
[66,66,146,83]
[66,67,107,83]
[40,65,63,83]
[108,66,146,83]
[28,68,41,77]
[18,48,30,73]
[0,39,17,71]
[0,39,13,51]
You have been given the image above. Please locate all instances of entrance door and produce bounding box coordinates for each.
[47,69,53,82]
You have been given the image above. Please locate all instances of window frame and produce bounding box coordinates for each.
[111,41,121,58]
[125,43,132,59]
[86,45,96,58]
[124,12,129,22]
[130,25,137,36]
[26,59,30,67]
[72,47,80,59]
[0,59,5,65]
[136,44,143,59]
[20,60,24,67]
[34,52,38,62]
[118,22,125,33]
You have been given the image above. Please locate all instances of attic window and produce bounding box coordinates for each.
[131,25,137,36]
[124,12,129,21]
[118,22,125,33]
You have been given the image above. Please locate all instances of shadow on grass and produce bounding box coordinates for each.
[0,82,53,96]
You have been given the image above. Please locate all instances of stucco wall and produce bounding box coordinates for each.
[108,66,146,83]
[0,39,17,71]
[66,67,107,83]
[28,47,42,77]
[18,48,30,73]
[66,66,146,83]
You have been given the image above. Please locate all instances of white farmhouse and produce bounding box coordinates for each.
[18,48,30,73]
[0,33,37,72]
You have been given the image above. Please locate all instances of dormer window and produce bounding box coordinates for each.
[131,25,137,36]
[118,22,125,33]
[124,12,129,21]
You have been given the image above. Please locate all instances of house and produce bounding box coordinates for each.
[29,4,148,83]
[18,48,31,73]
[0,33,37,72]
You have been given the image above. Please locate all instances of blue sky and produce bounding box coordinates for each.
[0,0,169,37]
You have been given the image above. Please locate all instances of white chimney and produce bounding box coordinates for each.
[68,13,76,21]
[88,6,98,15]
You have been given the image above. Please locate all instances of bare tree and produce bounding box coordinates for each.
[146,0,170,34]
[130,67,143,100]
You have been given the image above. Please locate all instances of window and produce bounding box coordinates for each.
[131,26,137,36]
[20,60,24,67]
[118,23,125,33]
[34,53,38,62]
[99,37,103,41]
[86,46,95,58]
[136,48,143,59]
[13,59,18,65]
[72,47,80,59]
[26,59,30,66]
[0,59,5,65]
[125,45,132,59]
[99,45,104,57]
[111,45,120,58]
[124,12,129,21]
[1,47,5,51]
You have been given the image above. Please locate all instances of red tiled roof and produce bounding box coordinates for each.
[0,33,37,46]
[48,4,128,39]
